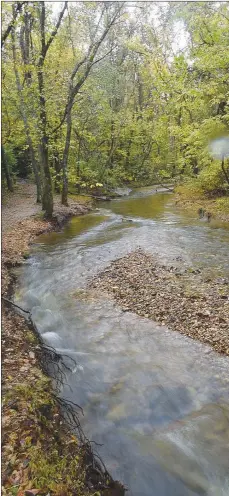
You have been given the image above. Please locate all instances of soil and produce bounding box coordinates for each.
[2,182,91,233]
[174,188,229,223]
[2,183,125,496]
[90,249,229,356]
[2,183,40,231]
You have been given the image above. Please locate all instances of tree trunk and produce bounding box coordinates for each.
[54,151,61,193]
[36,1,67,215]
[20,7,32,85]
[61,105,72,205]
[77,139,81,194]
[11,5,42,202]
[2,146,14,192]
[109,119,115,169]
[125,130,133,170]
[221,157,229,185]
[140,140,152,169]
[137,72,143,118]
[56,3,124,201]
[37,65,53,216]
[28,136,42,203]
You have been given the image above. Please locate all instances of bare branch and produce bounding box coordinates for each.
[1,2,25,48]
[44,1,67,58]
[91,47,116,67]
[39,1,46,58]
[71,55,87,81]
[51,2,125,133]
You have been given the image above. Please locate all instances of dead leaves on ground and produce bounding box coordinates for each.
[90,248,229,356]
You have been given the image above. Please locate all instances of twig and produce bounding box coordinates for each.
[2,296,30,313]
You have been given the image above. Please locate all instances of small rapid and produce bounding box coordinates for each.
[16,188,229,496]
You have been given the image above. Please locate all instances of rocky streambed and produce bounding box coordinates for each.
[90,248,229,356]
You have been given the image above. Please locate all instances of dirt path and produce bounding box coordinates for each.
[2,183,41,232]
[2,182,92,293]
[2,182,92,233]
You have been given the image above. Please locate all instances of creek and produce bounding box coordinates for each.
[16,187,229,496]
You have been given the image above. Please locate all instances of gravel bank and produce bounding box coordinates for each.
[90,249,229,356]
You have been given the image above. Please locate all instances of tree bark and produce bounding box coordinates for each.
[36,1,67,216]
[221,157,229,185]
[1,146,14,192]
[37,2,52,216]
[54,150,61,193]
[107,117,115,169]
[11,7,42,202]
[61,105,72,205]
[1,2,25,48]
[125,129,134,169]
[77,139,81,193]
[20,5,32,85]
[37,64,53,216]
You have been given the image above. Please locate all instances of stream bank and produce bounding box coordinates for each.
[7,185,229,496]
[175,185,229,223]
[90,248,229,356]
[2,193,125,496]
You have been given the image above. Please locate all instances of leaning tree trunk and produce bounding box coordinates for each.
[1,146,14,192]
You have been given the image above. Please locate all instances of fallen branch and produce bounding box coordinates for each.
[2,296,30,313]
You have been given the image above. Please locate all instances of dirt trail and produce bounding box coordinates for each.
[1,182,92,293]
[2,183,40,232]
[2,181,93,234]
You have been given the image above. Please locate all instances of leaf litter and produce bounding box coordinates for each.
[90,248,229,356]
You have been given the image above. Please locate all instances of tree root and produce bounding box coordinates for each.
[2,296,127,494]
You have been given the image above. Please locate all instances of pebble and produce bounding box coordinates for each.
[90,249,229,356]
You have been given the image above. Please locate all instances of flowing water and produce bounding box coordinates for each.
[17,188,229,496]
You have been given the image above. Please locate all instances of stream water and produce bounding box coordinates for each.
[17,187,229,496]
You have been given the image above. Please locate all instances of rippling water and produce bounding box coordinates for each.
[17,188,229,496]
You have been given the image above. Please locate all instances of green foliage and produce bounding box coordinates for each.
[2,145,17,176]
[28,447,84,495]
[2,2,229,197]
[197,161,226,195]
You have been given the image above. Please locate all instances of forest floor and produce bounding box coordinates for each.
[90,249,229,357]
[174,185,229,223]
[2,182,92,232]
[2,183,125,496]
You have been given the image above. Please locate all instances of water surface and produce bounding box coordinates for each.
[17,188,229,496]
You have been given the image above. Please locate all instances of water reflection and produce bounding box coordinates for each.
[37,213,109,246]
[106,192,172,220]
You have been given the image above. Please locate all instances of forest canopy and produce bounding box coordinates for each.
[2,1,229,217]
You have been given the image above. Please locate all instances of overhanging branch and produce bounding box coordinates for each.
[1,2,25,48]
[44,1,67,58]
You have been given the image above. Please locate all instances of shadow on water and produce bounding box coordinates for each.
[37,213,109,246]
[18,187,229,496]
